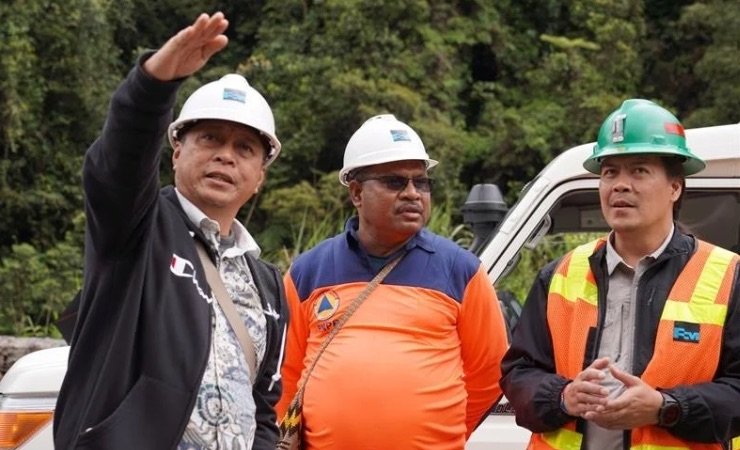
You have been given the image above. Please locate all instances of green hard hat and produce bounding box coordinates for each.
[584,99,706,176]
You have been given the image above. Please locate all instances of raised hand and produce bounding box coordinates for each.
[143,12,229,81]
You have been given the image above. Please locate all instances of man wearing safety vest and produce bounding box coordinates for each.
[500,99,740,450]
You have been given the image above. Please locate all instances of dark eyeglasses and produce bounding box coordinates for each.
[356,175,435,193]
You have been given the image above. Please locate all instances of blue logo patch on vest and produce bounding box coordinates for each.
[390,129,411,142]
[223,88,246,103]
[673,321,700,343]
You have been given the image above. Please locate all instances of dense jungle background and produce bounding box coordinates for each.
[1,0,738,337]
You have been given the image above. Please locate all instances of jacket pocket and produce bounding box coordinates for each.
[76,375,191,450]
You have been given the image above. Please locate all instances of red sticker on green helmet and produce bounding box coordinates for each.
[664,122,685,137]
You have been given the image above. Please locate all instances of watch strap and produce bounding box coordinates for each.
[657,391,682,427]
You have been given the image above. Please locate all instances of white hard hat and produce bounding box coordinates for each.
[338,114,438,185]
[167,74,282,166]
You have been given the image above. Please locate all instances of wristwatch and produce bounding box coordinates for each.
[657,392,682,427]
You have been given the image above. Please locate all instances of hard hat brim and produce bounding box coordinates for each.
[339,155,439,186]
[168,117,282,166]
[583,145,706,176]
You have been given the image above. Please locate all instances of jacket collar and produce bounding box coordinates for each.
[605,224,675,274]
[161,186,261,257]
[592,223,695,270]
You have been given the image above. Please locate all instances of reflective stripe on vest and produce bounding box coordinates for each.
[547,238,605,378]
[530,238,738,450]
[528,423,582,450]
[631,445,703,450]
[731,436,740,449]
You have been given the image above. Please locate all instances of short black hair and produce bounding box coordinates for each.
[661,156,686,219]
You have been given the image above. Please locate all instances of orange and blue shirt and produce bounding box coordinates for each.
[277,217,509,449]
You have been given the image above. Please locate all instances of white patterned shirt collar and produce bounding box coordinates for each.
[174,188,261,258]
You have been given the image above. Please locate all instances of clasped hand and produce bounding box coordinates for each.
[561,357,663,429]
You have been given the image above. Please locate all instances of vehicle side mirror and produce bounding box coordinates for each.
[462,184,508,254]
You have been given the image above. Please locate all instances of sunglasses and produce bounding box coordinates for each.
[356,175,435,193]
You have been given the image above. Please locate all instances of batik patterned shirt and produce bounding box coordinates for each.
[175,190,267,450]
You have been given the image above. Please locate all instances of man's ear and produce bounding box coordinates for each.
[670,178,682,202]
[171,142,182,170]
[254,167,266,194]
[348,180,363,207]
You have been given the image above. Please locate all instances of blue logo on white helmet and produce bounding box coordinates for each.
[223,88,246,103]
[390,129,411,142]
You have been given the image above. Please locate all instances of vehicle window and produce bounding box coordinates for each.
[680,190,740,253]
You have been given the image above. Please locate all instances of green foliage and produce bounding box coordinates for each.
[0,213,84,336]
[426,200,474,249]
[677,1,740,126]
[256,170,352,270]
[107,0,267,67]
[245,0,503,193]
[641,0,739,126]
[1,0,738,336]
[0,0,119,253]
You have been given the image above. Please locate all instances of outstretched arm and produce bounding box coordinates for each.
[84,12,229,256]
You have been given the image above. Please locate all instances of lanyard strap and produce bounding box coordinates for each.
[291,252,406,406]
[196,242,258,383]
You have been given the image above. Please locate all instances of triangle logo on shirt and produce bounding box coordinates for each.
[314,291,340,321]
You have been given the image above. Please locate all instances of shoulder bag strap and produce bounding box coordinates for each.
[196,241,258,383]
[291,251,406,405]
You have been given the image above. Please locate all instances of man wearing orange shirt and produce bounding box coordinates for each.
[276,114,509,449]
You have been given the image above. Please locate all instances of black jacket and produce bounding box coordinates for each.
[501,229,740,445]
[53,59,287,450]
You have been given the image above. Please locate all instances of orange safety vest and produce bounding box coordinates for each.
[528,238,739,450]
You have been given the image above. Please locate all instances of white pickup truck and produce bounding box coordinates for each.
[2,123,739,450]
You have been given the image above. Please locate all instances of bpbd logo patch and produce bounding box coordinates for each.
[673,321,700,343]
[314,291,340,321]
[315,291,341,334]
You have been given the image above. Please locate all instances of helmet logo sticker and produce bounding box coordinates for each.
[610,113,627,143]
[223,88,246,103]
[664,122,685,137]
[390,129,412,142]
[314,291,340,321]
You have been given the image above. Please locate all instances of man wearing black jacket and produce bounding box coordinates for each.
[501,99,740,449]
[54,12,287,450]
